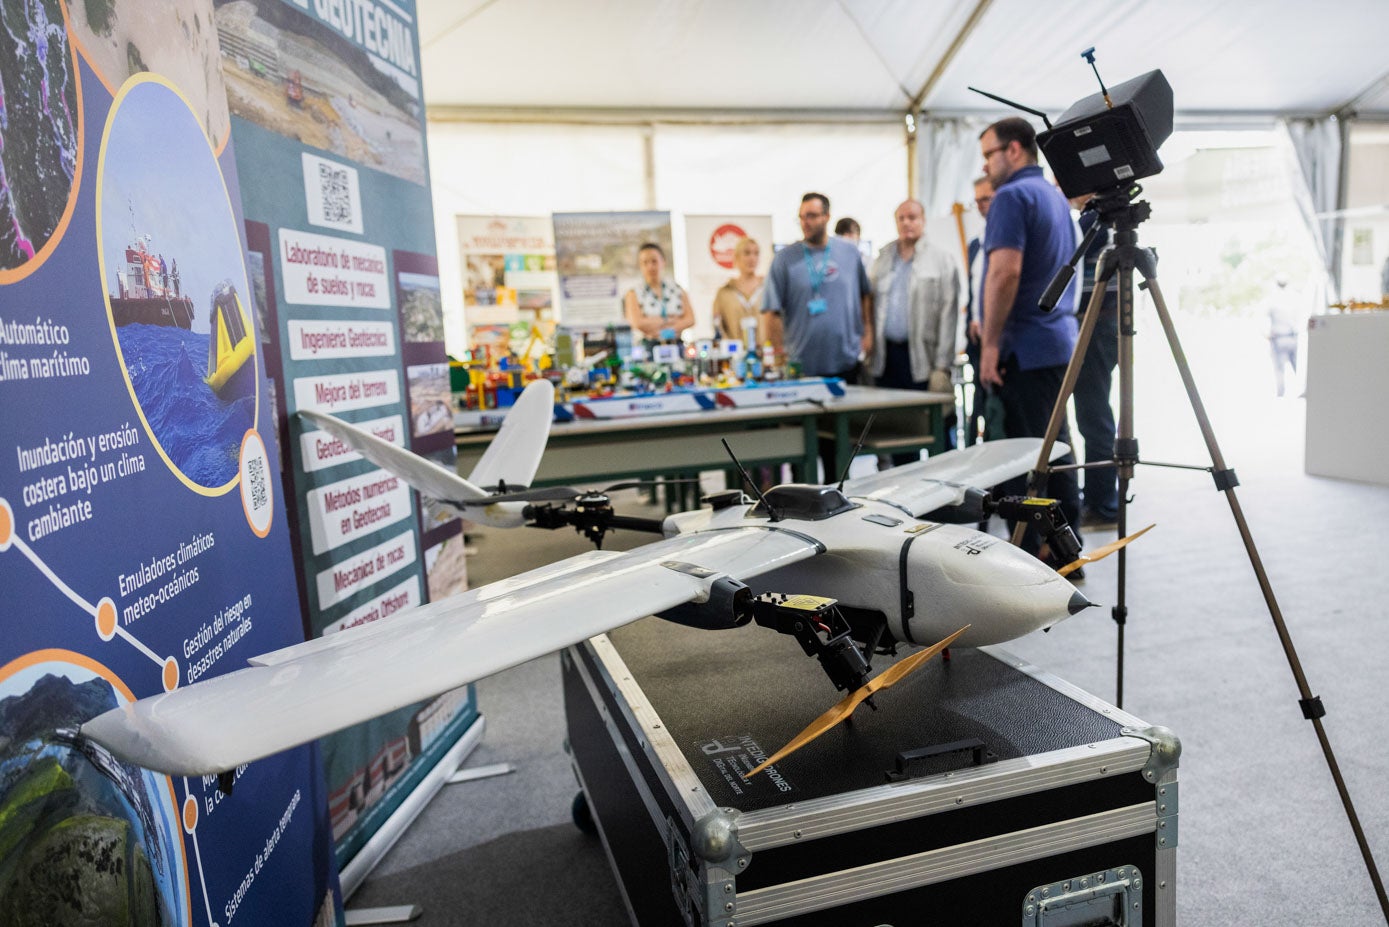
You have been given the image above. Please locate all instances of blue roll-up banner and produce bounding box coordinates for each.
[0,2,342,925]
[214,0,478,878]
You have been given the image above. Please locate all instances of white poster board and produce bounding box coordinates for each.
[456,215,558,326]
[553,211,673,330]
[683,214,773,339]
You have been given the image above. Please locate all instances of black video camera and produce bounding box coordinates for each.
[1039,70,1173,199]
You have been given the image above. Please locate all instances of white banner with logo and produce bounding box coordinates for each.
[683,214,773,339]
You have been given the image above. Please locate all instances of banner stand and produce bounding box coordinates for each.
[340,713,487,902]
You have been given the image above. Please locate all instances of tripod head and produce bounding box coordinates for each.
[1083,184,1152,232]
[1039,183,1152,312]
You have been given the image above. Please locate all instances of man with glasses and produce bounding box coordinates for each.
[763,192,873,384]
[763,192,873,478]
[976,117,1084,565]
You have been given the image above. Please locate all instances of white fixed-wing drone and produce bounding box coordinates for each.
[85,380,1132,778]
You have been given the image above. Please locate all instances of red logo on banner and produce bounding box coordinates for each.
[709,224,748,269]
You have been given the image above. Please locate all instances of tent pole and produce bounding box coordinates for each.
[907,119,918,199]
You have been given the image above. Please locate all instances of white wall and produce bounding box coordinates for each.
[1342,125,1389,301]
[426,123,649,354]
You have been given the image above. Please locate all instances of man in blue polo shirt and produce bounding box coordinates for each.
[977,117,1083,561]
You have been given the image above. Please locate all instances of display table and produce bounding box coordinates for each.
[1305,312,1389,485]
[453,386,954,488]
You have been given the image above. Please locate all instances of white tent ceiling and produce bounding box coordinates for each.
[416,0,1389,120]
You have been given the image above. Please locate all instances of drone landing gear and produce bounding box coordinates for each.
[751,593,889,697]
[929,491,1083,568]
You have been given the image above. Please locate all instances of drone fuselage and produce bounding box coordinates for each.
[664,493,1086,649]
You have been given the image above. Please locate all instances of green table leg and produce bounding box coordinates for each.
[833,412,851,483]
[800,414,818,483]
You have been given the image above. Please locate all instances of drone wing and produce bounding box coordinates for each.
[300,378,554,527]
[842,437,1070,517]
[82,526,820,776]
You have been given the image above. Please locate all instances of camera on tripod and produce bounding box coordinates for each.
[972,52,1174,200]
[974,52,1175,313]
[1039,69,1173,199]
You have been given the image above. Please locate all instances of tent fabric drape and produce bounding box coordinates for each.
[1280,116,1344,297]
[916,115,989,219]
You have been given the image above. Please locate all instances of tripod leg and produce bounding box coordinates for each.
[1112,260,1136,706]
[1145,276,1389,921]
[1006,282,1106,547]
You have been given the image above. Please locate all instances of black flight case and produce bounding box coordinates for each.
[562,617,1179,926]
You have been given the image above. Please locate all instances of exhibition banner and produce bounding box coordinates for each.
[0,6,340,926]
[216,0,477,872]
[553,211,673,330]
[457,215,558,326]
[683,214,773,339]
[457,215,559,362]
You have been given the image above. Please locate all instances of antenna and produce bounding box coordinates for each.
[836,414,876,491]
[967,87,1053,130]
[1081,47,1113,109]
[721,438,779,521]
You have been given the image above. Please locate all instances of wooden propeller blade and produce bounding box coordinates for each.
[744,625,970,780]
[1056,524,1155,576]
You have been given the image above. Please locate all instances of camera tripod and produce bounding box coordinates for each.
[1010,183,1387,919]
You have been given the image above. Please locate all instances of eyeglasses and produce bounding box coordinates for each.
[799,211,825,220]
[974,196,993,206]
[981,144,1007,161]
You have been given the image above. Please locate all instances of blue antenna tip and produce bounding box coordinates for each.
[1081,47,1096,61]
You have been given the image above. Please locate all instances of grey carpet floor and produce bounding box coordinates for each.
[349,390,1389,925]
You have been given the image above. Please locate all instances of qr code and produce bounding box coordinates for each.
[247,453,268,512]
[317,162,355,226]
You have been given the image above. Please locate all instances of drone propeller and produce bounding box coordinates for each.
[744,625,970,779]
[1056,524,1154,577]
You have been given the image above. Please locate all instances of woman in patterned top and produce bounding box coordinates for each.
[623,242,694,343]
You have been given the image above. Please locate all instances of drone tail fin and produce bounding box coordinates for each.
[467,378,554,491]
[298,380,553,529]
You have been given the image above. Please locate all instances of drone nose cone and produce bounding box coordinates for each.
[1067,589,1092,616]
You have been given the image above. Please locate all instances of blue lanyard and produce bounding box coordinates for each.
[803,246,829,296]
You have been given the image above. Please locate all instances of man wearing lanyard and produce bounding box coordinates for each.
[762,193,873,383]
[976,117,1084,564]
[763,192,873,480]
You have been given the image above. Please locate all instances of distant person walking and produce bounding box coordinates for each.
[1267,277,1298,397]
